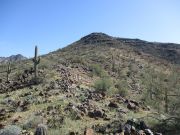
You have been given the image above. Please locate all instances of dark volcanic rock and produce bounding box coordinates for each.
[108,101,119,108]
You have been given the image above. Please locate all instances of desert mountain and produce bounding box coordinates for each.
[0,54,27,64]
[0,33,179,135]
[78,33,180,64]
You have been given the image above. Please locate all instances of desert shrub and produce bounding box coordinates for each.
[106,87,118,96]
[71,56,86,64]
[1,97,15,106]
[79,94,86,102]
[94,77,112,92]
[55,118,82,135]
[141,68,166,112]
[23,94,38,105]
[90,64,107,77]
[22,115,44,129]
[0,125,21,135]
[30,76,45,85]
[117,87,129,97]
[115,80,129,97]
[38,58,51,69]
[47,116,64,128]
[48,118,83,135]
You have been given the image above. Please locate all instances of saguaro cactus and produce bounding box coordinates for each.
[32,46,40,80]
[6,62,12,82]
[34,124,48,135]
[111,54,115,72]
[165,89,168,113]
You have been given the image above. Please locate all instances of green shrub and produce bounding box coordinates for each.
[115,80,129,97]
[94,77,112,92]
[22,115,44,129]
[117,87,129,97]
[48,118,82,135]
[79,94,86,102]
[106,87,118,96]
[90,64,107,77]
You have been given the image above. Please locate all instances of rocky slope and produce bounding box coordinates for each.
[79,33,180,64]
[0,33,179,135]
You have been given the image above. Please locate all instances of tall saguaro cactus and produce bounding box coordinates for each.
[35,124,48,135]
[32,46,40,80]
[111,54,115,72]
[6,62,12,82]
[165,89,168,113]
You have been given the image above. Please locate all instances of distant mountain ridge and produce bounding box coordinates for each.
[0,54,27,63]
[77,33,180,64]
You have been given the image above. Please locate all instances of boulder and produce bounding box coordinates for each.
[0,123,5,129]
[16,100,29,112]
[117,108,128,114]
[154,133,162,135]
[94,120,123,134]
[88,109,104,118]
[84,128,94,135]
[138,130,146,135]
[127,102,137,110]
[140,121,149,130]
[130,100,139,107]
[144,129,154,135]
[123,123,131,135]
[108,102,119,108]
[0,109,6,117]
[69,131,78,135]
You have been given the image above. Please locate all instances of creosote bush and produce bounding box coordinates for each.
[22,115,44,129]
[70,55,87,65]
[90,64,107,77]
[48,118,82,135]
[115,80,129,97]
[94,77,113,93]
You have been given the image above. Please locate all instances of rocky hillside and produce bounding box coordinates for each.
[79,33,180,64]
[0,33,179,135]
[0,54,27,64]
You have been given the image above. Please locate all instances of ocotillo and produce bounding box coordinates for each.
[32,46,40,80]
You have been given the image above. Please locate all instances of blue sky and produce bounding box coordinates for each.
[0,0,180,57]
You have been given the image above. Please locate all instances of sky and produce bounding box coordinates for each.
[0,0,180,57]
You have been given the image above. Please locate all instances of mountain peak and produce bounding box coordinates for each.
[0,54,27,63]
[79,32,114,44]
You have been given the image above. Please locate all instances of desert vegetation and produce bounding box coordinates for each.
[0,33,180,135]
